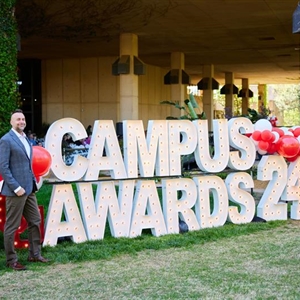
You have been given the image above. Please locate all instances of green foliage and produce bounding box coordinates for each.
[272,84,300,111]
[271,84,300,126]
[0,1,18,137]
[284,107,300,126]
[215,93,242,117]
[160,93,206,121]
[242,106,271,124]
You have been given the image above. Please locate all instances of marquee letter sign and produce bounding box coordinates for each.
[2,117,300,248]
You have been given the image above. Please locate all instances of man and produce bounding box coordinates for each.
[0,109,49,270]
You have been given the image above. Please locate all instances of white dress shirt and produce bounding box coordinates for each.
[12,128,30,158]
[11,128,31,193]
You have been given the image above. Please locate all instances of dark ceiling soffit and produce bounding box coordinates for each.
[293,3,300,34]
[220,84,239,95]
[112,56,146,75]
[197,77,219,90]
[164,69,190,85]
[238,88,254,98]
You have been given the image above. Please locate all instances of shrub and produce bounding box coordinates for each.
[0,1,18,137]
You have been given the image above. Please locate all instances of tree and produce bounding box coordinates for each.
[0,1,18,137]
[270,84,300,126]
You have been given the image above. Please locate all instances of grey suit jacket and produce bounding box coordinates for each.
[0,130,37,196]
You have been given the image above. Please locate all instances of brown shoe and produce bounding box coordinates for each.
[28,256,50,263]
[7,261,27,271]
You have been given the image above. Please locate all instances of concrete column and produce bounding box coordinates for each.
[241,78,249,115]
[119,33,139,121]
[202,65,214,131]
[170,52,186,118]
[225,72,234,117]
[258,84,267,112]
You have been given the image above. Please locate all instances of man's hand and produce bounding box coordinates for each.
[16,188,25,196]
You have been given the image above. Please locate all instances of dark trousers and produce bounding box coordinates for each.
[4,193,41,263]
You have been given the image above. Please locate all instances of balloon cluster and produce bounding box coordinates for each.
[249,119,300,162]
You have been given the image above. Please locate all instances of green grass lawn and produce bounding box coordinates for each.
[1,183,299,299]
[0,183,286,269]
[1,220,299,299]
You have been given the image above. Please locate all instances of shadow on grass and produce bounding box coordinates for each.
[0,219,285,272]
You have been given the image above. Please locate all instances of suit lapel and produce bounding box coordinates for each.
[9,130,31,160]
[26,136,33,159]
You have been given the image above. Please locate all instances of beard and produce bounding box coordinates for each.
[15,123,26,133]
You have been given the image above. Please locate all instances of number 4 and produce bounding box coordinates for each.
[281,157,300,220]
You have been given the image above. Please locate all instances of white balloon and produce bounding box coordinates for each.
[272,131,280,143]
[254,119,272,132]
[284,131,294,136]
[257,149,267,155]
[280,127,289,133]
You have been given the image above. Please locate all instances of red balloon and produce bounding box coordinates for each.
[32,146,52,177]
[258,140,269,151]
[286,155,300,162]
[0,174,2,181]
[275,135,300,158]
[293,127,300,137]
[261,130,273,142]
[269,133,276,143]
[252,130,261,141]
[267,143,277,154]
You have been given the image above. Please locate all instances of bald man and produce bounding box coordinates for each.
[0,109,49,270]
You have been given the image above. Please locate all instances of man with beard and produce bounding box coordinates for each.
[0,109,49,270]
